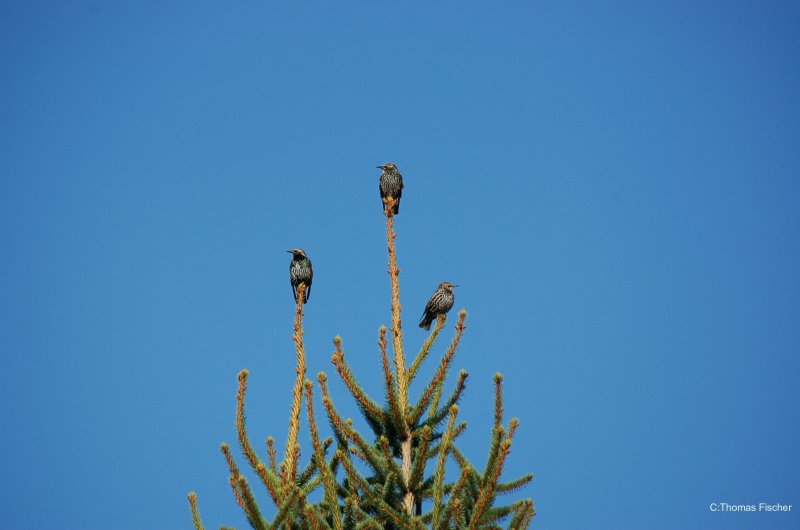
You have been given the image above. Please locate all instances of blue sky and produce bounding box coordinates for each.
[1,1,799,529]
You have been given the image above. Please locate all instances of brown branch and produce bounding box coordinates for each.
[304,380,343,530]
[284,282,308,493]
[237,475,268,530]
[428,310,468,417]
[318,372,352,443]
[380,326,408,437]
[338,449,416,530]
[220,443,247,511]
[384,196,407,412]
[234,371,281,503]
[409,311,467,427]
[267,436,277,474]
[187,492,205,530]
[331,337,386,422]
[469,439,512,530]
[494,373,504,430]
[407,314,446,384]
[432,405,459,528]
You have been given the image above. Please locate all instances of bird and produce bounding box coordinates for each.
[287,248,313,304]
[377,162,404,214]
[419,282,457,330]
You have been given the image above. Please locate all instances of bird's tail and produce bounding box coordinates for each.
[393,201,400,214]
[419,315,432,330]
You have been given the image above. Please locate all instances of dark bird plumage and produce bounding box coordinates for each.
[419,282,457,330]
[378,162,404,214]
[287,248,313,304]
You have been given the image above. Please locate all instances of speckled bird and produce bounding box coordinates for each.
[377,162,404,214]
[419,282,457,330]
[287,248,313,304]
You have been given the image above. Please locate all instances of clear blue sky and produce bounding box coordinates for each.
[1,1,799,529]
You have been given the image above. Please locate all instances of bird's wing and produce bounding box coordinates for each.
[419,296,433,321]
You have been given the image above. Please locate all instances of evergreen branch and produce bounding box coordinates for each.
[284,284,308,493]
[318,373,349,446]
[384,197,407,413]
[407,314,446,385]
[318,370,384,478]
[380,326,409,439]
[427,421,467,459]
[381,471,398,504]
[378,435,406,484]
[354,518,384,530]
[235,371,282,502]
[409,426,432,493]
[338,449,417,530]
[449,443,472,472]
[480,505,516,525]
[508,499,535,530]
[496,474,534,494]
[228,475,246,514]
[419,370,468,430]
[295,451,319,489]
[303,504,329,530]
[349,495,380,529]
[432,405,458,528]
[235,370,260,469]
[331,336,386,425]
[453,499,464,530]
[469,439,512,530]
[410,312,467,428]
[428,310,467,419]
[187,492,205,530]
[304,380,343,530]
[236,475,269,530]
[506,500,528,530]
[271,485,302,530]
[437,468,470,530]
[345,426,385,478]
[342,494,356,529]
[493,373,504,430]
[267,437,277,474]
[220,443,249,511]
[507,417,519,441]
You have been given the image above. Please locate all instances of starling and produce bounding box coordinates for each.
[378,162,404,214]
[419,282,457,330]
[287,248,313,304]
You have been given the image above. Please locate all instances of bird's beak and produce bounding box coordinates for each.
[453,284,459,288]
[376,165,384,169]
[286,250,293,254]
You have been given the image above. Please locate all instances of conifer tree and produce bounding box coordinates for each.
[188,194,535,529]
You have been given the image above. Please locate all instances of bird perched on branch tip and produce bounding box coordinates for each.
[378,162,404,214]
[287,248,313,303]
[419,282,457,330]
